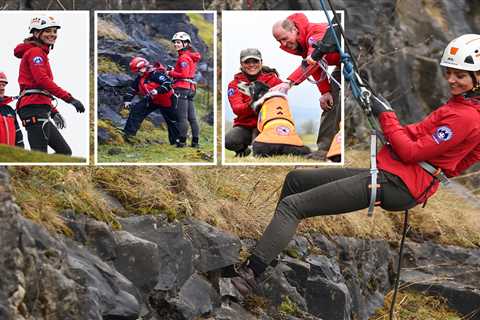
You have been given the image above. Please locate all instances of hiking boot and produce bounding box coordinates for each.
[191,137,200,148]
[176,141,186,148]
[231,264,258,296]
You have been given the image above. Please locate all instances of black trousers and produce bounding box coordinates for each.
[17,105,71,155]
[316,70,342,152]
[175,88,199,142]
[252,168,417,265]
[124,98,179,145]
[224,126,259,152]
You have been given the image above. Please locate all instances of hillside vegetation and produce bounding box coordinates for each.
[0,144,86,163]
[10,147,480,248]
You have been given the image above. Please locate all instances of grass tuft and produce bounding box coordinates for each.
[97,18,129,41]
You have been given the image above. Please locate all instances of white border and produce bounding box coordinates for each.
[221,10,345,167]
[0,10,90,166]
[94,10,217,166]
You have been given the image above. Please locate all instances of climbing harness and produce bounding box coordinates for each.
[17,88,59,109]
[316,1,450,319]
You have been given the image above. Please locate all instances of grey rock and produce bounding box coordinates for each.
[183,218,242,272]
[119,216,194,291]
[401,241,480,319]
[98,105,125,127]
[113,231,160,293]
[214,300,259,320]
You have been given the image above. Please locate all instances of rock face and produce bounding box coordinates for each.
[2,164,479,320]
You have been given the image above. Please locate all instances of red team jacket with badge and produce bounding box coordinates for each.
[0,97,23,146]
[228,71,283,128]
[281,13,341,94]
[124,67,174,108]
[377,95,480,202]
[14,42,73,110]
[169,48,201,90]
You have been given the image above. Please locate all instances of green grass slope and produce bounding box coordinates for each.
[0,144,86,163]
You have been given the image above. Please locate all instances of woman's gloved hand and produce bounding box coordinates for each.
[70,98,85,113]
[370,94,393,117]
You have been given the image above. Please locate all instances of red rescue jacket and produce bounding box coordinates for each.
[377,95,480,203]
[0,97,23,146]
[137,68,174,107]
[14,41,72,110]
[282,13,340,94]
[228,70,283,128]
[169,48,201,90]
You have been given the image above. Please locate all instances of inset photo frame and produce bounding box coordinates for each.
[222,10,344,166]
[95,11,216,165]
[0,11,90,165]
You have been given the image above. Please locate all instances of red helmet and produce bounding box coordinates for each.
[129,57,150,73]
[0,72,7,84]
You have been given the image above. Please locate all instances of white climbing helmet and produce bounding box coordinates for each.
[171,32,191,43]
[29,14,61,33]
[440,34,480,72]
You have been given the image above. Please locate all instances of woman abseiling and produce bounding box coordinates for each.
[167,32,201,148]
[230,34,480,295]
[226,48,283,157]
[14,14,85,155]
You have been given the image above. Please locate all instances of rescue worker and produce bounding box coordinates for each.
[123,57,179,145]
[14,14,85,155]
[271,13,341,160]
[226,48,283,157]
[167,32,201,148]
[230,34,480,295]
[0,72,23,148]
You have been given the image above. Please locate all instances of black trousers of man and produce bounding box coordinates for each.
[316,69,342,153]
[124,98,179,145]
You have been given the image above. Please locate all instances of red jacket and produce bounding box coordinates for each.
[14,41,72,110]
[129,68,174,108]
[228,70,283,128]
[0,97,23,146]
[169,48,201,90]
[377,95,480,203]
[282,13,340,94]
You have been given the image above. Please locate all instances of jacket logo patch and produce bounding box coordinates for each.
[276,125,291,136]
[32,56,44,64]
[308,36,316,46]
[432,126,453,144]
[227,88,235,96]
[180,61,188,68]
[158,75,166,81]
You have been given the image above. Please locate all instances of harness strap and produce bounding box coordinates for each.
[418,161,450,185]
[19,89,55,100]
[21,116,48,127]
[368,131,379,216]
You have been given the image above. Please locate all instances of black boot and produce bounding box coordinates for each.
[191,137,200,148]
[176,137,186,148]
